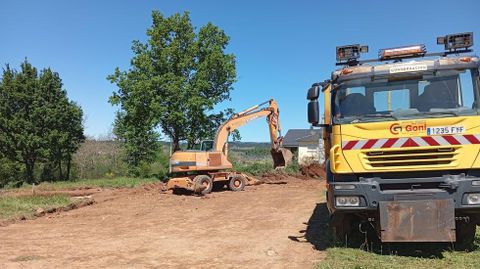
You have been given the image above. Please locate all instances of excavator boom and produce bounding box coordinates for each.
[213,99,292,168]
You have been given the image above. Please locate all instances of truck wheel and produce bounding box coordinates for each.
[330,215,366,247]
[193,175,213,195]
[330,216,351,243]
[228,175,246,191]
[455,222,476,251]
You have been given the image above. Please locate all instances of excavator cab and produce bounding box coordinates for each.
[200,140,214,151]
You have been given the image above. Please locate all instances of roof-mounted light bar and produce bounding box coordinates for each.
[334,32,474,67]
[336,44,368,66]
[437,32,473,51]
[379,44,426,60]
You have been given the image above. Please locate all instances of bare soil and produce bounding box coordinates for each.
[0,176,326,269]
[3,188,101,198]
[300,163,326,179]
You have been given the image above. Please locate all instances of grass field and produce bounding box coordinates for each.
[12,177,160,191]
[0,177,159,221]
[0,194,71,219]
[317,228,480,269]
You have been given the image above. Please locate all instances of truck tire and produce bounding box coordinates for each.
[330,214,351,243]
[331,221,348,243]
[193,175,213,195]
[455,221,476,251]
[330,214,368,247]
[228,175,246,192]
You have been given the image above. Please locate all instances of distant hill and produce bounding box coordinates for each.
[229,141,270,149]
[87,139,270,150]
[157,140,270,149]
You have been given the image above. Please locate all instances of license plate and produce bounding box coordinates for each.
[427,126,464,135]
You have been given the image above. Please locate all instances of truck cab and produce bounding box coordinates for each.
[307,32,480,248]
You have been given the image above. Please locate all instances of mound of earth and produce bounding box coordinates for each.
[259,171,292,183]
[300,163,326,179]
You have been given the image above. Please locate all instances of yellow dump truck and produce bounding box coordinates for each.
[307,32,479,248]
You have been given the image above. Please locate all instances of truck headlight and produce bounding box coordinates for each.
[335,196,360,207]
[466,193,480,205]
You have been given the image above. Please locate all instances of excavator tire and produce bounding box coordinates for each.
[193,175,213,195]
[228,174,246,192]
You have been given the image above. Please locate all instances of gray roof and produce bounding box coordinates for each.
[283,129,322,147]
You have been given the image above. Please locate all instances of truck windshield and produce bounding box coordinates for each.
[333,68,480,124]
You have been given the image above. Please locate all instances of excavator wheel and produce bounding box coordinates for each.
[193,175,213,195]
[228,174,246,192]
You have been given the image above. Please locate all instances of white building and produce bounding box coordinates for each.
[283,129,324,165]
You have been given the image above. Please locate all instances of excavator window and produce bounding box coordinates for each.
[200,140,214,151]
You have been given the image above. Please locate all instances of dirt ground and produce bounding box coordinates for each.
[300,163,326,179]
[0,176,327,269]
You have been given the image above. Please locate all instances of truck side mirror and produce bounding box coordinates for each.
[307,85,320,100]
[308,100,320,125]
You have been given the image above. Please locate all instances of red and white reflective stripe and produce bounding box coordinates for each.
[342,134,480,150]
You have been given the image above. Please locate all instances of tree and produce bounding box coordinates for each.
[108,11,237,172]
[0,60,85,183]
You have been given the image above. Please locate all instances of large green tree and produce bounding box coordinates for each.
[108,11,237,172]
[0,60,85,183]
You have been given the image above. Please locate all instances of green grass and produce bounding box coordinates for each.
[317,228,480,269]
[12,177,160,191]
[0,194,71,219]
[233,161,274,176]
[0,177,160,221]
[232,159,301,176]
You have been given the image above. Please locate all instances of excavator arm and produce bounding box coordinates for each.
[213,99,292,168]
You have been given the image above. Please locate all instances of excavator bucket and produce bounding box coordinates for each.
[271,148,293,168]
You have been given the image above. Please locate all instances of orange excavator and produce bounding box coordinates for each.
[166,99,293,194]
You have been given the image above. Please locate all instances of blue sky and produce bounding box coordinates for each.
[1,0,479,142]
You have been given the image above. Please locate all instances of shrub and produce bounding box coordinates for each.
[233,161,273,176]
[0,158,23,188]
[73,140,128,179]
[284,160,300,174]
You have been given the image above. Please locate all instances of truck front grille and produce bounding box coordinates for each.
[364,147,457,168]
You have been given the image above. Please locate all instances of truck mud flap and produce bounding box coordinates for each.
[379,199,455,242]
